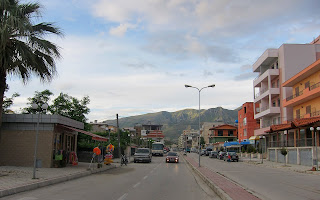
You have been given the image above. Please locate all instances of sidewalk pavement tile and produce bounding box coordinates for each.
[184,156,260,200]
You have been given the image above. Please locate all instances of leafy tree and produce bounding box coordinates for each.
[22,89,53,114]
[200,137,205,146]
[2,85,20,113]
[0,0,62,127]
[50,93,90,124]
[280,147,288,166]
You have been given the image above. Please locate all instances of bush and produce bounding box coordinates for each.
[280,148,288,156]
[247,145,254,153]
[241,148,246,153]
[253,148,257,154]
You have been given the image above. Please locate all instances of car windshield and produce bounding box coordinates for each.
[136,149,150,153]
[168,152,177,156]
[228,152,236,155]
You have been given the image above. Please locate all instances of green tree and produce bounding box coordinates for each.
[200,137,205,147]
[0,0,62,127]
[22,89,53,114]
[2,85,20,113]
[50,93,90,124]
[280,147,288,166]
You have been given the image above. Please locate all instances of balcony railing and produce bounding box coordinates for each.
[268,138,315,148]
[312,110,320,117]
[286,90,303,101]
[310,82,320,90]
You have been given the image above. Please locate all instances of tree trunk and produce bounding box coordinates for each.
[0,68,7,129]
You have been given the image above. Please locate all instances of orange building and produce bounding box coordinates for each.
[209,124,238,144]
[238,102,260,142]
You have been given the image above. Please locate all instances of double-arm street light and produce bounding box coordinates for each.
[185,84,215,167]
[31,102,48,179]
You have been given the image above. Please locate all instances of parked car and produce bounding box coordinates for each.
[223,152,239,162]
[209,151,218,158]
[205,147,213,156]
[134,148,152,163]
[218,151,226,160]
[200,149,206,156]
[166,152,179,163]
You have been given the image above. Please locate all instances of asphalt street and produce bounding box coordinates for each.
[1,156,220,200]
[189,153,320,200]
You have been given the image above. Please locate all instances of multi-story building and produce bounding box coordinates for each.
[253,40,320,137]
[238,102,260,142]
[202,122,224,145]
[209,124,238,144]
[140,124,164,143]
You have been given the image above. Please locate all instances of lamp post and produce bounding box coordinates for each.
[259,136,266,164]
[128,133,132,162]
[185,84,215,167]
[106,127,111,145]
[311,127,319,170]
[31,103,48,179]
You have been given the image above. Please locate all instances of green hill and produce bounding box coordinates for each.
[103,107,238,141]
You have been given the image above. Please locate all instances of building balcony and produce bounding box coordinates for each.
[253,49,278,72]
[254,87,280,102]
[283,82,320,107]
[253,68,279,87]
[255,106,280,119]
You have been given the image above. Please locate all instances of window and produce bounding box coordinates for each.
[244,107,247,113]
[278,99,280,107]
[306,105,311,114]
[305,81,310,89]
[228,130,233,136]
[244,129,247,137]
[243,117,247,126]
[277,79,279,87]
[296,109,300,119]
[272,118,277,125]
[272,101,276,107]
[218,130,223,136]
[295,87,300,96]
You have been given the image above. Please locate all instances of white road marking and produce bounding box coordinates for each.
[17,198,38,200]
[133,182,141,188]
[143,175,148,180]
[117,193,128,200]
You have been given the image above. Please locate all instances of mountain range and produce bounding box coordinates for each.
[103,107,239,141]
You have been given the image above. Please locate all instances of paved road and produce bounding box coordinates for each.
[189,153,320,200]
[2,156,220,200]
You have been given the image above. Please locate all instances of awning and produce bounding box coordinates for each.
[60,125,108,142]
[240,141,250,145]
[249,136,260,140]
[224,141,240,147]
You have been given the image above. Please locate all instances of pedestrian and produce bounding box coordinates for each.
[228,153,231,162]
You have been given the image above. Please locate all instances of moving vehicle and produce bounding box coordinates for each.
[134,148,152,163]
[152,142,164,156]
[218,151,226,160]
[209,151,218,158]
[166,152,179,163]
[223,152,239,162]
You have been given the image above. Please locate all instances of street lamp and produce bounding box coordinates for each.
[310,127,319,171]
[31,102,48,179]
[185,84,215,167]
[259,136,266,164]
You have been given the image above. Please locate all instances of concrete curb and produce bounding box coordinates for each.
[182,155,232,200]
[0,164,117,198]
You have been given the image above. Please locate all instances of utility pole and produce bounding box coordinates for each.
[117,114,121,158]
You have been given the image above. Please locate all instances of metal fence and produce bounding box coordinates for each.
[268,138,315,148]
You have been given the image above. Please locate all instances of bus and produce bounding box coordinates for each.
[152,142,164,156]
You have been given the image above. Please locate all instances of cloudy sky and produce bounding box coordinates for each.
[6,0,320,122]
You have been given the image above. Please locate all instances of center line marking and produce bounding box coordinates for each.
[143,175,148,180]
[133,182,141,188]
[117,193,128,200]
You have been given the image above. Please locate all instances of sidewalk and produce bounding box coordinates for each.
[183,155,260,200]
[0,160,121,198]
[239,156,320,175]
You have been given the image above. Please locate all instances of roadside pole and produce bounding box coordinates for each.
[117,114,121,158]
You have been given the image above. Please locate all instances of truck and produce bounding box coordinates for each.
[152,142,164,156]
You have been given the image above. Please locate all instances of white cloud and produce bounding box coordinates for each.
[109,23,136,37]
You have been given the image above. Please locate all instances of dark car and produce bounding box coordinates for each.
[205,147,213,156]
[209,151,218,158]
[166,152,179,163]
[218,151,226,160]
[223,152,239,162]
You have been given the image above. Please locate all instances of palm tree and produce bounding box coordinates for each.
[0,0,62,127]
